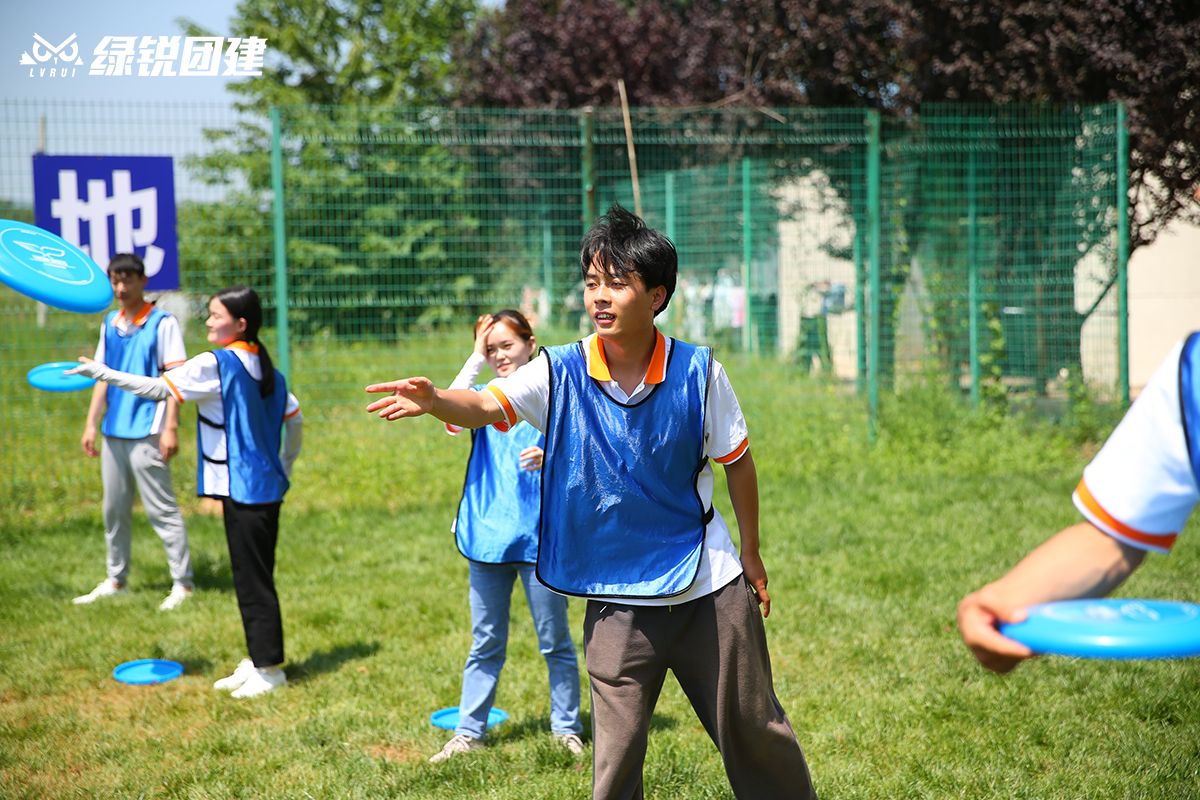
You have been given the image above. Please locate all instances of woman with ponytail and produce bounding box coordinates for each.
[71,286,303,698]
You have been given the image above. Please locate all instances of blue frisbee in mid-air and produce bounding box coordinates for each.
[1000,599,1200,660]
[113,659,184,685]
[430,706,509,730]
[27,361,96,393]
[0,219,112,314]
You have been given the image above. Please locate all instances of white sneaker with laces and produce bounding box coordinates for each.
[72,579,127,605]
[230,667,287,698]
[158,584,193,611]
[213,659,256,691]
[556,733,585,754]
[429,734,484,763]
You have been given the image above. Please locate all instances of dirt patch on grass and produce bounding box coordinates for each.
[365,742,427,763]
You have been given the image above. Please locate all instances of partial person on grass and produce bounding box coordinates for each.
[429,309,584,763]
[74,253,194,612]
[958,185,1200,674]
[367,204,817,800]
[70,286,303,699]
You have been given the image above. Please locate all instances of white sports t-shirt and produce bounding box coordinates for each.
[1074,340,1199,554]
[163,342,301,498]
[485,330,749,606]
[94,302,188,436]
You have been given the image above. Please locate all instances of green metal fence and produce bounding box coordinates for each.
[0,100,1127,505]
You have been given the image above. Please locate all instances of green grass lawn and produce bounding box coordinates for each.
[3,379,1200,799]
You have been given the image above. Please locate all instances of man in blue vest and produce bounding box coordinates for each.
[367,204,817,800]
[75,253,194,611]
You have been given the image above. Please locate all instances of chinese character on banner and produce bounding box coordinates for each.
[90,36,137,76]
[180,37,223,76]
[31,155,180,292]
[222,37,268,76]
[137,36,180,77]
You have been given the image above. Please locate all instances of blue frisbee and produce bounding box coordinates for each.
[27,361,96,393]
[430,706,509,730]
[999,599,1200,660]
[0,219,112,313]
[113,659,184,685]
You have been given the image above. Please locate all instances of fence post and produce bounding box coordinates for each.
[742,157,754,353]
[1116,103,1130,405]
[542,203,554,327]
[580,107,596,227]
[270,107,290,382]
[867,110,882,440]
[968,149,980,407]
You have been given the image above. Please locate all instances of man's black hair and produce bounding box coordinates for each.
[108,252,145,277]
[579,203,677,316]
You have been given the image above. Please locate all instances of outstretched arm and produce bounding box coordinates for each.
[365,377,505,429]
[68,358,171,401]
[724,449,770,618]
[957,521,1146,673]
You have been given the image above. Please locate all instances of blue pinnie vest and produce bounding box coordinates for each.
[101,306,169,439]
[197,348,290,504]
[538,338,713,599]
[1179,332,1200,483]
[455,395,545,564]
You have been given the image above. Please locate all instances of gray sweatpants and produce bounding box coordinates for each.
[583,574,817,800]
[101,435,192,587]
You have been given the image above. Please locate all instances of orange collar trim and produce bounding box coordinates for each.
[118,302,154,327]
[588,330,667,385]
[226,341,260,354]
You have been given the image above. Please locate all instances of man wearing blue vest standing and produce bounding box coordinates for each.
[75,253,194,611]
[367,204,818,800]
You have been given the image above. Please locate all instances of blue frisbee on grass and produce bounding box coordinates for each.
[0,219,112,314]
[430,706,509,730]
[113,659,184,685]
[999,599,1200,660]
[27,361,96,392]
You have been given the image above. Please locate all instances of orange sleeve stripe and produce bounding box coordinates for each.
[485,385,518,428]
[163,375,185,404]
[162,360,187,369]
[1075,478,1178,550]
[714,437,749,464]
[284,408,301,420]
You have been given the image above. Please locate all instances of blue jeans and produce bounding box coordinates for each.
[457,560,582,740]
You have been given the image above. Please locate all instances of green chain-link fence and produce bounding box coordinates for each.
[0,100,1127,506]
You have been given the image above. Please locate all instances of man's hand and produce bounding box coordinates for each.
[81,424,100,458]
[159,428,179,461]
[956,589,1035,674]
[366,377,436,420]
[741,550,771,618]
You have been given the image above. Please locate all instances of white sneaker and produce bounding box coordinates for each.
[230,667,287,698]
[213,659,256,691]
[429,734,484,763]
[73,579,127,604]
[556,733,585,755]
[158,584,193,611]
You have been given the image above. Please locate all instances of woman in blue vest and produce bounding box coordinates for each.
[70,287,303,699]
[429,310,583,762]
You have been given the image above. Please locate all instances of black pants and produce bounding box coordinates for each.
[222,498,285,668]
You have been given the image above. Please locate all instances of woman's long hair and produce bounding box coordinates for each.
[212,286,275,398]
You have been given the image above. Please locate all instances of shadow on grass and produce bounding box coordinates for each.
[497,710,679,745]
[288,641,382,682]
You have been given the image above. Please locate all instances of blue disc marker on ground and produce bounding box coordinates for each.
[113,659,184,685]
[1000,599,1200,659]
[0,220,112,314]
[430,706,510,730]
[27,362,96,392]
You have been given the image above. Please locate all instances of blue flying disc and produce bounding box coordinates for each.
[430,706,509,730]
[999,599,1200,660]
[27,361,96,392]
[0,219,112,313]
[113,659,184,685]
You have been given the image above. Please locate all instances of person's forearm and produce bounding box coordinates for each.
[978,522,1146,608]
[431,387,505,428]
[164,395,181,431]
[75,361,172,401]
[723,450,760,553]
[85,382,108,428]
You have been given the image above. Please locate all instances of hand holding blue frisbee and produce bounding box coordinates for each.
[430,706,509,730]
[27,361,96,393]
[0,219,112,313]
[113,659,184,685]
[999,599,1200,659]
